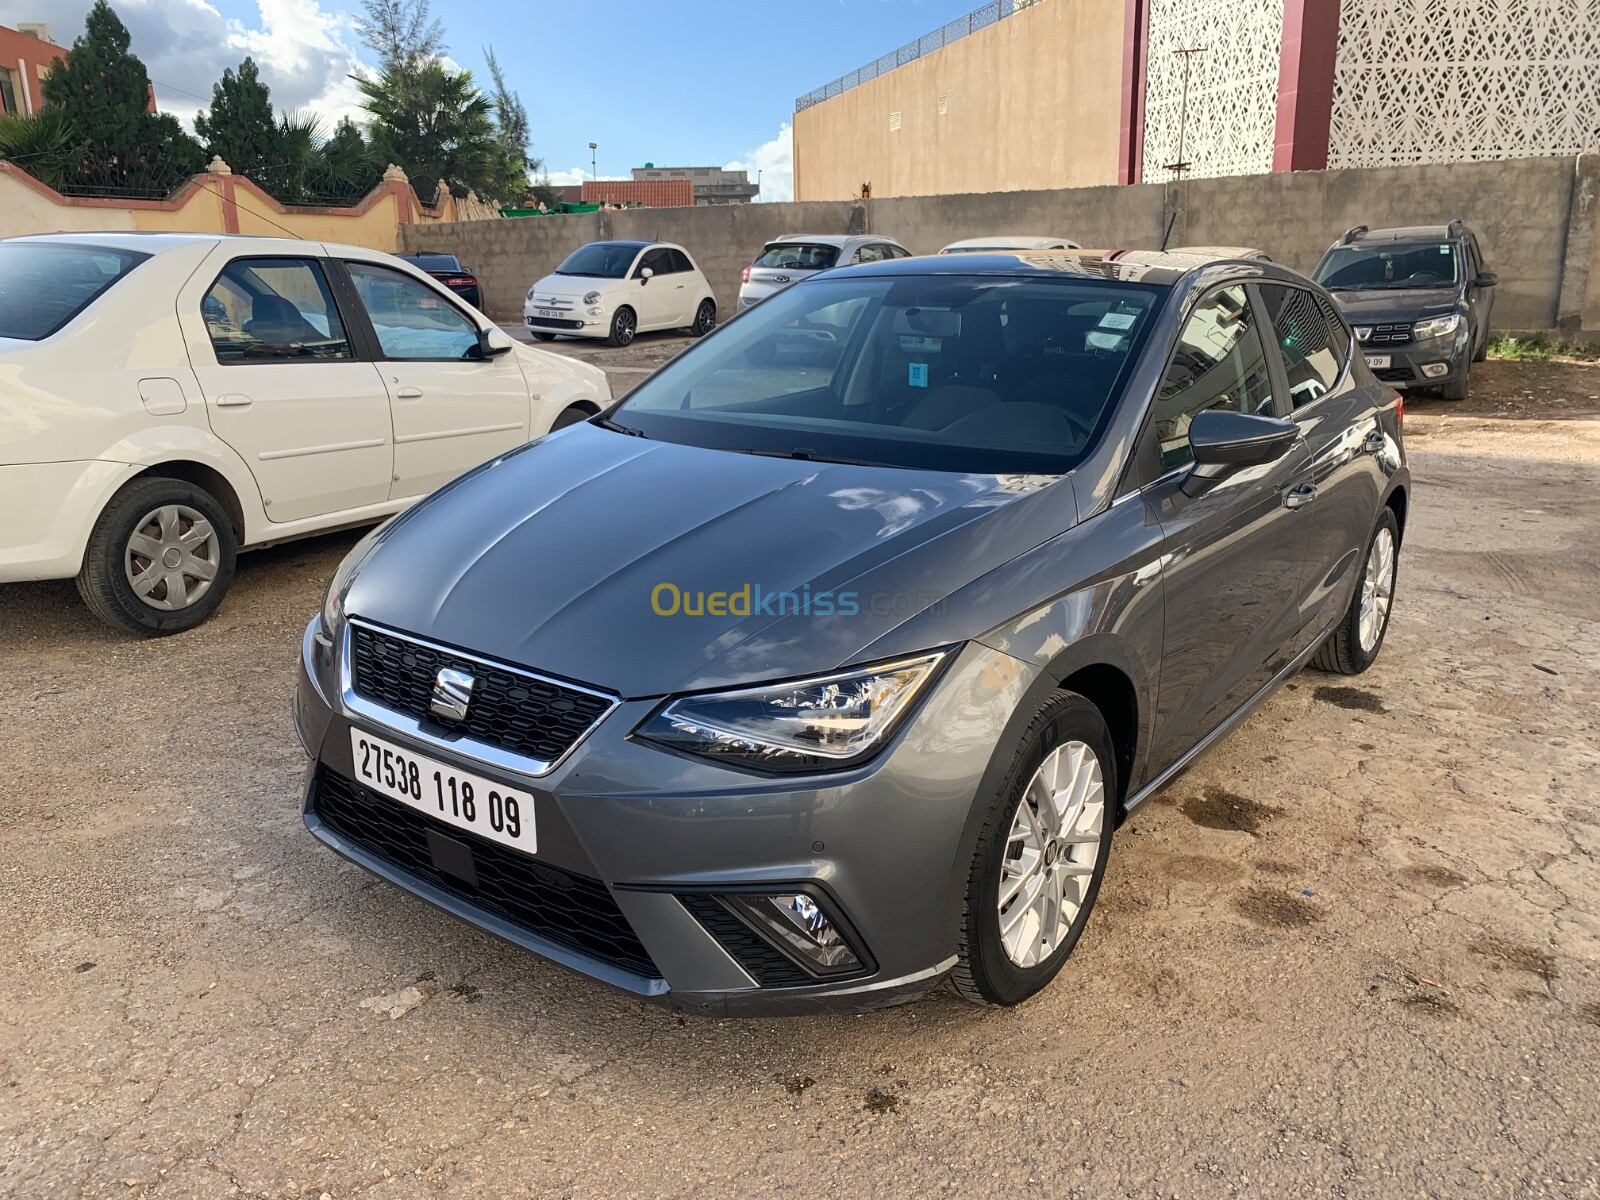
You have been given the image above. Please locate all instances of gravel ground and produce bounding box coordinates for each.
[2,345,1598,1199]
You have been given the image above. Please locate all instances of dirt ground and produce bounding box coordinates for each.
[2,344,1598,1199]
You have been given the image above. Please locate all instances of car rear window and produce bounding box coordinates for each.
[0,242,150,341]
[404,254,464,273]
[754,243,840,271]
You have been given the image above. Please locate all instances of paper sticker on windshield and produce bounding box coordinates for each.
[908,362,929,388]
[1085,330,1126,351]
[1098,312,1136,330]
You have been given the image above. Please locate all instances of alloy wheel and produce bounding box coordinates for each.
[615,310,635,346]
[998,740,1106,968]
[695,301,716,335]
[1358,525,1396,652]
[124,504,220,611]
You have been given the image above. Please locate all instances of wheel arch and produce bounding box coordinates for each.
[130,459,247,542]
[1383,482,1409,543]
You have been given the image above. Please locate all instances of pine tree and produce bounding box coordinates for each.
[194,58,281,186]
[40,0,203,194]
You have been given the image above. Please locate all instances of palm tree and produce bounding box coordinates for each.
[358,60,498,202]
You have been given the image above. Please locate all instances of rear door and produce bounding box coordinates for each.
[340,259,530,502]
[1140,283,1315,767]
[1256,283,1389,642]
[188,253,393,523]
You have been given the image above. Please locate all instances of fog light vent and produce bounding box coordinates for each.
[723,893,863,976]
[677,889,872,985]
[1420,362,1450,378]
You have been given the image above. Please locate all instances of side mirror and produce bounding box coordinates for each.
[478,326,514,358]
[1187,410,1300,481]
[1473,271,1498,288]
[639,267,654,284]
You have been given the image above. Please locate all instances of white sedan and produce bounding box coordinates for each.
[524,240,717,347]
[0,232,611,636]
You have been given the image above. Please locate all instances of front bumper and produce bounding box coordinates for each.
[522,302,608,338]
[1358,332,1466,388]
[295,619,1037,1014]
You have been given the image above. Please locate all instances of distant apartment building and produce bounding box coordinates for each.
[0,21,61,115]
[630,164,759,205]
[792,0,1600,200]
[580,178,695,208]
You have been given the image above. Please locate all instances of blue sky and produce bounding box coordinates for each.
[3,0,986,200]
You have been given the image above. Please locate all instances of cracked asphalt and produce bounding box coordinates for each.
[2,347,1597,1199]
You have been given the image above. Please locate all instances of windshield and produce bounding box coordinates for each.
[754,243,840,271]
[556,243,643,278]
[0,242,150,341]
[611,274,1165,474]
[1314,243,1461,291]
[405,254,463,272]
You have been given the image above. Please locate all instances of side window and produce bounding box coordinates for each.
[203,258,351,363]
[345,262,479,360]
[667,248,694,274]
[1150,285,1275,472]
[636,248,670,277]
[853,244,886,264]
[1258,284,1348,408]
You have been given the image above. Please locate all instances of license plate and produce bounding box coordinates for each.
[1365,354,1391,369]
[536,308,563,319]
[349,728,535,854]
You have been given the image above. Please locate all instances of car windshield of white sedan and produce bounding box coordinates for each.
[612,275,1165,474]
[555,242,646,279]
[0,242,149,341]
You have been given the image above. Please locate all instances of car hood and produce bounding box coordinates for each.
[1327,286,1460,324]
[529,274,624,301]
[345,424,1076,697]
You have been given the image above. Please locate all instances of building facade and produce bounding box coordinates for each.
[629,165,760,205]
[0,22,62,116]
[793,0,1600,200]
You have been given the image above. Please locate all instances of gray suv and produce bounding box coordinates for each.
[295,250,1409,1015]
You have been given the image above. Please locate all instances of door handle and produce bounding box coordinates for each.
[215,394,252,407]
[395,387,423,400]
[1284,483,1318,509]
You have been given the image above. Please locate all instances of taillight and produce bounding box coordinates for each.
[741,266,751,284]
[446,275,475,287]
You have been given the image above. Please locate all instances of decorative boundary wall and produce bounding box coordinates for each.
[0,161,497,250]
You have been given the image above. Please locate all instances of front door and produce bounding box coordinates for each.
[191,255,392,523]
[631,247,680,330]
[1144,284,1315,768]
[341,261,531,501]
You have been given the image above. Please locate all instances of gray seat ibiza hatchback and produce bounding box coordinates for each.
[295,251,1408,1014]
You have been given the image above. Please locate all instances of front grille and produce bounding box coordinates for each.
[1364,322,1413,345]
[525,316,584,330]
[350,622,613,766]
[676,893,816,987]
[311,768,658,978]
[1374,366,1415,383]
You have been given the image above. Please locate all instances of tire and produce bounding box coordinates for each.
[952,692,1117,1007]
[551,404,594,431]
[1440,364,1469,401]
[532,332,557,342]
[689,298,717,338]
[607,306,637,348]
[76,477,238,637]
[1311,506,1400,675]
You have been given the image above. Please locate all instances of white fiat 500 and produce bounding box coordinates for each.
[0,232,611,636]
[523,240,717,347]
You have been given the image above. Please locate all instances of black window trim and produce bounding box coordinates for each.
[334,257,492,365]
[1255,281,1355,417]
[202,253,362,367]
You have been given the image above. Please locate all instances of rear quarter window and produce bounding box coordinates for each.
[0,242,150,341]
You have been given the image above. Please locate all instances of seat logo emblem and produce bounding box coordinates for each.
[429,667,475,722]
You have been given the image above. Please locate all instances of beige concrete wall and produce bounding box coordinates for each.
[0,167,135,236]
[793,0,1126,201]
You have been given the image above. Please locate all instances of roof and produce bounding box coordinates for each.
[768,234,874,248]
[580,178,694,208]
[839,247,1309,289]
[1343,224,1461,244]
[941,236,1076,251]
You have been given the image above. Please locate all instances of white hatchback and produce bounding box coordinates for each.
[0,232,611,635]
[524,240,717,347]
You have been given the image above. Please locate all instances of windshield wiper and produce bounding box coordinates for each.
[594,416,647,437]
[727,447,876,466]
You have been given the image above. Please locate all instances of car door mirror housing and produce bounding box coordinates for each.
[1187,410,1300,480]
[639,267,654,284]
[478,326,514,358]
[1473,270,1498,288]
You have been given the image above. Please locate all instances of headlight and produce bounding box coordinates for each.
[526,287,536,301]
[319,519,393,635]
[1413,313,1461,340]
[634,651,951,772]
[583,290,602,305]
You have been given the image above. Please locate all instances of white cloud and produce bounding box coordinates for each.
[0,0,371,130]
[538,167,627,188]
[725,122,793,203]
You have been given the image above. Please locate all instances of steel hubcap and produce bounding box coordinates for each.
[124,504,219,611]
[999,740,1105,969]
[1358,526,1396,652]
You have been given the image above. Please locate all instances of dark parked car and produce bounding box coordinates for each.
[396,252,482,310]
[295,250,1408,1015]
[1312,221,1496,400]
